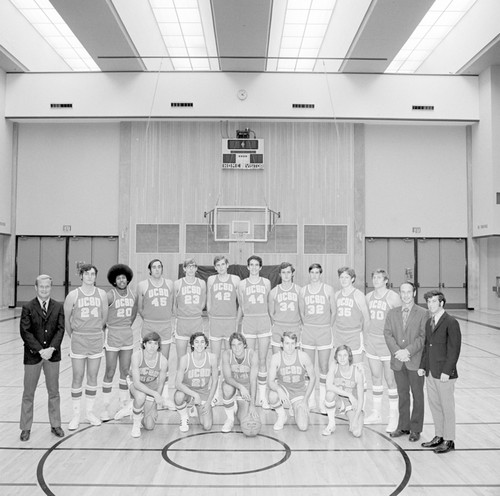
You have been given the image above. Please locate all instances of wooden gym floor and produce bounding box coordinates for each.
[1,308,499,496]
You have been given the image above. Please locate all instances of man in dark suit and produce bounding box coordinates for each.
[384,281,427,442]
[418,290,461,454]
[20,274,65,441]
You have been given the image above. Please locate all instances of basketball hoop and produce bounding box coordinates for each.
[234,231,249,243]
[233,231,250,257]
[203,205,280,243]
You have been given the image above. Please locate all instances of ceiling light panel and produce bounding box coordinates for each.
[10,0,99,71]
[386,0,477,74]
[274,0,336,72]
[149,0,218,71]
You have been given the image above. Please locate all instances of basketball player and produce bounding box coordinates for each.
[268,331,316,431]
[64,264,108,430]
[298,263,335,412]
[134,259,175,411]
[220,332,259,433]
[174,332,218,432]
[237,255,272,409]
[269,262,301,354]
[100,264,138,421]
[129,332,168,438]
[364,269,401,431]
[207,255,240,404]
[323,345,365,437]
[174,259,207,359]
[333,267,370,364]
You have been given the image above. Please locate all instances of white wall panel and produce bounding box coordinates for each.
[365,125,467,237]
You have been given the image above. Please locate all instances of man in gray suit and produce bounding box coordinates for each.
[384,281,427,442]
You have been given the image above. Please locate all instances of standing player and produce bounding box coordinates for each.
[237,255,272,408]
[64,264,108,430]
[323,345,365,437]
[364,269,401,431]
[220,332,259,433]
[299,263,335,412]
[174,259,207,359]
[333,267,370,364]
[101,264,138,421]
[129,332,168,438]
[207,255,240,404]
[136,259,175,410]
[268,331,316,431]
[174,332,218,432]
[269,262,301,354]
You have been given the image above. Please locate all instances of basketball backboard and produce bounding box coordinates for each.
[204,205,280,242]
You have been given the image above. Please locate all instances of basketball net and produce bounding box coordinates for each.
[234,231,249,262]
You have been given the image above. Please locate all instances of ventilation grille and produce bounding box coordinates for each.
[254,225,298,254]
[171,102,193,107]
[136,224,179,253]
[304,225,348,254]
[292,103,315,109]
[50,103,73,108]
[412,105,434,111]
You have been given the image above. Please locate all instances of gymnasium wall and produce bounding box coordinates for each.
[365,125,468,237]
[16,123,120,236]
[124,121,362,289]
[13,120,471,293]
[472,66,500,236]
[0,69,12,235]
[478,237,500,310]
[5,72,478,122]
[0,70,14,307]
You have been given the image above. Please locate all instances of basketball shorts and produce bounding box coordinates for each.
[364,332,390,361]
[181,387,211,404]
[175,317,203,340]
[271,323,301,348]
[221,381,251,402]
[130,381,160,401]
[273,383,308,408]
[300,324,333,350]
[334,327,364,355]
[70,331,104,359]
[242,315,272,338]
[105,326,134,351]
[142,319,173,345]
[335,395,354,413]
[209,317,237,341]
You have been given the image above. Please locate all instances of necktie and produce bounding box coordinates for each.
[402,307,409,328]
[42,300,47,318]
[430,316,435,331]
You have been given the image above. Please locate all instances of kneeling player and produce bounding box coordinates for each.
[129,332,168,438]
[221,332,259,433]
[323,344,365,437]
[174,332,218,433]
[268,331,315,431]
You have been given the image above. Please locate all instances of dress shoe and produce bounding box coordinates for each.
[390,429,410,438]
[434,440,455,454]
[421,436,444,448]
[20,430,30,441]
[409,432,420,442]
[51,426,65,438]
